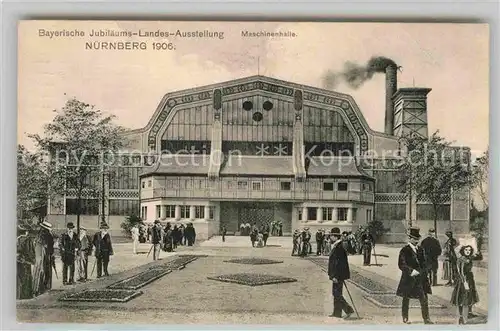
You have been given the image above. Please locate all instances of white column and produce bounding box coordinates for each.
[302,206,308,223]
[347,208,353,223]
[160,205,167,220]
[317,207,323,223]
[175,205,181,221]
[332,207,338,223]
[190,205,196,220]
[204,205,210,221]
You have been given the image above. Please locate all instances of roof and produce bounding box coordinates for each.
[140,155,210,176]
[219,156,294,176]
[306,157,372,178]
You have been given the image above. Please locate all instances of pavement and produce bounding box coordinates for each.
[17,235,489,325]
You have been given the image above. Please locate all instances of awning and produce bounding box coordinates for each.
[306,156,368,177]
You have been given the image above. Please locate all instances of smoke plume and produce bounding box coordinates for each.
[322,56,399,90]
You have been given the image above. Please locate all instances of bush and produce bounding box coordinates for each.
[366,220,390,243]
[121,215,143,237]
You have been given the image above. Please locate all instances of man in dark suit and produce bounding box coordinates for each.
[151,220,163,260]
[396,227,433,324]
[361,229,375,266]
[93,222,113,278]
[316,229,324,256]
[328,227,354,319]
[59,222,80,285]
[420,228,442,286]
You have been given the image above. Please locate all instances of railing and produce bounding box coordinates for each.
[145,187,374,203]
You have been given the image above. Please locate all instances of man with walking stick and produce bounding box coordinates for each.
[93,222,113,278]
[396,227,434,324]
[59,222,80,285]
[328,227,355,319]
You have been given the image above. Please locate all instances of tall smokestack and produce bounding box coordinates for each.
[385,64,398,135]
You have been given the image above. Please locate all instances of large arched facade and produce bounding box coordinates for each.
[46,75,470,241]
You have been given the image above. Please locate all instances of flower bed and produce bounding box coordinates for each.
[149,255,200,271]
[59,289,142,303]
[348,270,394,294]
[207,273,297,286]
[107,269,172,290]
[223,258,284,265]
[364,294,447,309]
[308,258,393,294]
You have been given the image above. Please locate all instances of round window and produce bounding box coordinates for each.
[252,112,263,122]
[242,101,253,111]
[263,101,273,111]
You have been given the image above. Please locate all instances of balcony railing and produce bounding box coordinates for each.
[143,187,374,203]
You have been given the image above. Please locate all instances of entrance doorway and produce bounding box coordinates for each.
[219,201,292,234]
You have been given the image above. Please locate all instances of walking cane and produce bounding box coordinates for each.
[146,244,154,258]
[344,282,360,319]
[90,258,97,277]
[373,245,379,266]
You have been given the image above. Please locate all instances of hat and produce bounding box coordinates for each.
[67,222,75,229]
[39,221,52,230]
[331,227,341,236]
[407,227,421,239]
[100,222,109,229]
[80,226,87,231]
[154,220,160,224]
[445,230,453,236]
[428,228,435,234]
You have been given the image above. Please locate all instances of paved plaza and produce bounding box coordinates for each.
[17,236,488,325]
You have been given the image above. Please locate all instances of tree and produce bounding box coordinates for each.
[121,215,143,237]
[17,145,52,224]
[29,98,128,234]
[472,148,488,211]
[397,131,473,236]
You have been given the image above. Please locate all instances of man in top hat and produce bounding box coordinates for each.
[59,222,80,285]
[328,227,354,319]
[396,227,433,324]
[93,222,113,277]
[420,228,442,286]
[77,226,93,282]
[33,221,55,295]
[151,220,163,260]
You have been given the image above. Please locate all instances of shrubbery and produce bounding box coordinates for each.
[120,215,143,237]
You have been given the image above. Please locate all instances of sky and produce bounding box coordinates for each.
[18,21,489,159]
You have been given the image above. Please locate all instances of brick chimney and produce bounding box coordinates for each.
[384,64,398,135]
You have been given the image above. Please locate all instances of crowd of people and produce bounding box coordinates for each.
[240,220,283,237]
[16,220,114,300]
[131,220,197,260]
[291,226,375,262]
[320,224,482,325]
[396,227,483,325]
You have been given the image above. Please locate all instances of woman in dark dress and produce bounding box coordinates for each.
[450,245,481,324]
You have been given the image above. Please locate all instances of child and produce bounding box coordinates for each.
[450,244,482,324]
